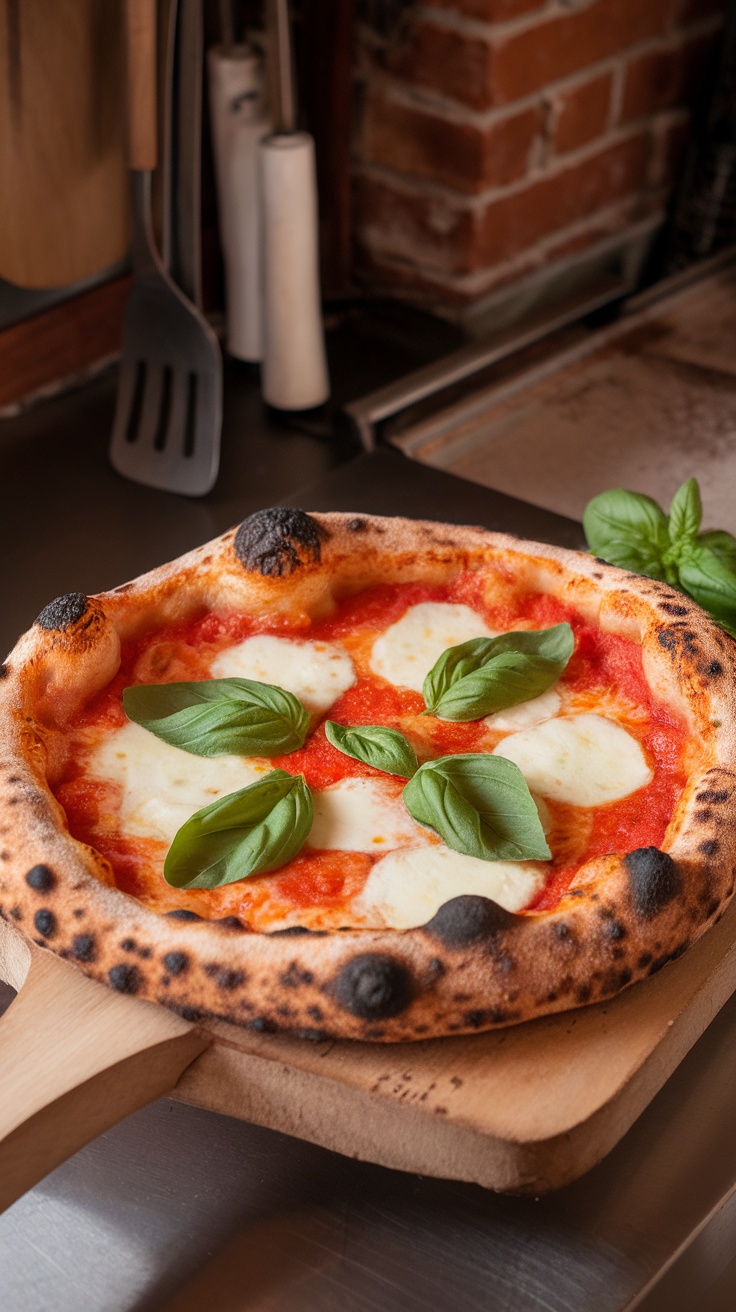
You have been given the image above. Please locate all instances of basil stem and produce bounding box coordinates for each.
[164,769,314,890]
[403,754,550,862]
[123,678,310,757]
[324,720,418,778]
[422,623,574,722]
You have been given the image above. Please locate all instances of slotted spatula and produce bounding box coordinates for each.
[110,0,222,497]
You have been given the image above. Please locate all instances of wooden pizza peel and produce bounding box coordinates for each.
[2,891,736,1214]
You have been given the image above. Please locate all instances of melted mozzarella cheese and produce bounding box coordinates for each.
[308,777,426,852]
[370,602,495,692]
[211,635,355,714]
[485,684,562,733]
[493,713,652,806]
[353,844,545,928]
[87,721,269,844]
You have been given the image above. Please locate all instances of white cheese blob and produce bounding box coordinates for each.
[210,634,355,714]
[353,844,545,928]
[308,777,426,852]
[370,602,495,692]
[87,721,269,845]
[493,713,652,806]
[485,684,562,733]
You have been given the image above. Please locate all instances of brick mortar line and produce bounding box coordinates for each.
[413,1,723,44]
[355,122,674,213]
[360,196,665,296]
[357,17,722,131]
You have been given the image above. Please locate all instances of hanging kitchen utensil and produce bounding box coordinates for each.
[109,0,222,498]
[207,25,271,362]
[170,0,203,307]
[259,0,329,409]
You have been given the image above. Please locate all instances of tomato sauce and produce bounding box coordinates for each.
[54,574,689,928]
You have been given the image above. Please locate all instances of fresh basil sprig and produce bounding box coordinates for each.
[422,623,574,721]
[583,478,736,636]
[324,721,418,778]
[123,678,310,757]
[403,754,550,863]
[164,769,313,889]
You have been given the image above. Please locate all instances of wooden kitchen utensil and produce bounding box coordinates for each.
[2,892,736,1212]
[0,0,130,289]
[109,0,222,498]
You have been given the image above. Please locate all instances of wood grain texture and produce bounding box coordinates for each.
[0,919,209,1215]
[0,277,130,409]
[0,0,130,289]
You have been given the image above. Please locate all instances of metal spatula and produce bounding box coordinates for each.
[110,0,222,498]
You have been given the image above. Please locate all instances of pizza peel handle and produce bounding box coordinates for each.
[0,920,209,1214]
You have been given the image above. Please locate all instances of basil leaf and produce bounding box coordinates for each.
[699,529,736,571]
[123,678,310,757]
[583,488,670,579]
[403,754,550,862]
[678,544,736,628]
[324,721,418,778]
[422,623,574,721]
[668,477,702,546]
[164,769,313,890]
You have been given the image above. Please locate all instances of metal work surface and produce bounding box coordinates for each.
[0,373,735,1309]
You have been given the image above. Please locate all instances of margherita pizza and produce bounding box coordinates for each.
[1,507,735,1041]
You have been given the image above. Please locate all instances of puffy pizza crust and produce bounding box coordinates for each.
[1,508,735,1041]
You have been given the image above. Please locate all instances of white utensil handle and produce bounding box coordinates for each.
[260,131,330,410]
[207,45,269,363]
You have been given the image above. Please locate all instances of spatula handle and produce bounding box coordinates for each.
[125,0,158,170]
[0,922,209,1214]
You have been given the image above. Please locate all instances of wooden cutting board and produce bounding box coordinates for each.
[0,0,130,289]
[2,894,736,1211]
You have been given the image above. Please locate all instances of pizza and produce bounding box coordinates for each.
[1,506,735,1042]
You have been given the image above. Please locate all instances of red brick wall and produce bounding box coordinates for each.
[354,0,725,312]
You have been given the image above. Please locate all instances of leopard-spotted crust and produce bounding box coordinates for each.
[1,508,735,1042]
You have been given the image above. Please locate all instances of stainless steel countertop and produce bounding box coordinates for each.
[1,367,735,1311]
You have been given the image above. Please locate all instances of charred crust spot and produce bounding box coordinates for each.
[71,934,95,962]
[465,1007,518,1027]
[120,937,137,952]
[0,664,8,679]
[33,909,56,938]
[204,964,245,990]
[269,925,325,936]
[73,909,85,919]
[659,602,688,616]
[424,894,517,947]
[165,909,203,922]
[657,628,677,653]
[248,1016,277,1033]
[298,1028,329,1042]
[307,1004,324,1022]
[592,572,603,579]
[215,916,246,931]
[108,964,141,994]
[626,847,681,920]
[696,789,730,803]
[638,952,653,968]
[576,984,592,1004]
[707,661,724,676]
[699,839,719,855]
[602,919,627,942]
[234,508,323,577]
[554,921,572,941]
[334,953,412,1020]
[163,951,189,976]
[347,517,367,532]
[25,864,55,892]
[36,592,89,631]
[281,962,314,987]
[174,1005,204,1023]
[10,905,22,921]
[695,809,712,822]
